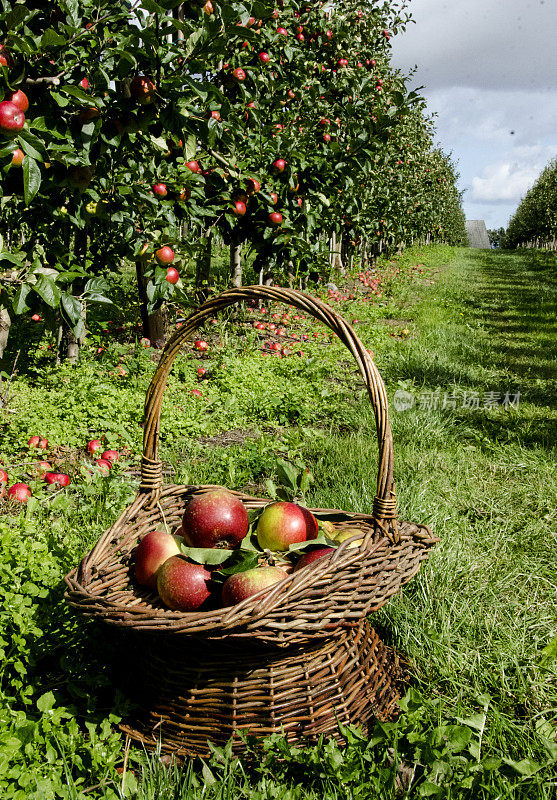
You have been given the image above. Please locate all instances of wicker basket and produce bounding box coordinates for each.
[64,286,438,756]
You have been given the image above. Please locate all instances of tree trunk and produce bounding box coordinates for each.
[196,228,213,302]
[229,236,242,288]
[0,307,11,360]
[136,254,166,345]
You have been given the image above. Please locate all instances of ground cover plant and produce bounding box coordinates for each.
[0,244,555,798]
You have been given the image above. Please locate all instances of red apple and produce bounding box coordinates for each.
[30,313,41,322]
[79,77,89,90]
[130,75,156,104]
[185,160,201,173]
[258,52,270,64]
[181,489,249,548]
[270,192,278,204]
[140,337,151,348]
[157,556,213,611]
[166,267,179,284]
[197,367,207,378]
[246,178,260,194]
[44,472,71,487]
[155,245,175,265]
[233,67,246,81]
[8,483,31,503]
[27,436,42,448]
[269,211,283,225]
[135,530,181,589]
[194,340,208,351]
[95,459,112,475]
[203,0,214,13]
[87,439,103,455]
[0,101,25,135]
[276,27,288,36]
[233,200,247,216]
[271,158,286,173]
[101,450,119,464]
[0,469,8,499]
[222,566,287,606]
[256,502,318,550]
[152,182,167,198]
[35,461,52,478]
[0,44,12,67]
[39,438,48,449]
[294,546,334,571]
[323,132,331,142]
[10,147,24,166]
[6,89,28,113]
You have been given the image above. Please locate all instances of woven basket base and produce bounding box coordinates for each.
[117,619,404,757]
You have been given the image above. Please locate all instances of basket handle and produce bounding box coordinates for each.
[140,286,399,543]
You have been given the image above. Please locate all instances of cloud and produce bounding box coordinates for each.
[469,146,557,203]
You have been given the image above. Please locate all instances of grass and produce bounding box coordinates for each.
[0,246,555,798]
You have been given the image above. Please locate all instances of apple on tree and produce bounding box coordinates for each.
[130,75,156,104]
[152,182,167,198]
[181,489,249,548]
[166,267,179,284]
[11,148,24,167]
[155,245,175,265]
[0,101,25,135]
[5,90,29,113]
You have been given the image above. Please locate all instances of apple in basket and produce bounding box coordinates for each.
[181,489,249,548]
[135,530,181,589]
[332,527,365,548]
[256,502,319,550]
[221,565,287,606]
[294,546,335,571]
[157,555,213,611]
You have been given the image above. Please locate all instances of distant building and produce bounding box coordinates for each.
[465,220,491,249]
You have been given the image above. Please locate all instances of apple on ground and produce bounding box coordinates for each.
[8,483,32,502]
[256,502,318,550]
[28,436,48,449]
[135,530,181,589]
[101,450,119,464]
[181,489,249,548]
[294,546,335,571]
[194,340,208,351]
[44,472,71,487]
[157,555,213,610]
[95,459,112,475]
[222,566,287,606]
[36,461,52,478]
[0,469,8,499]
[87,439,103,455]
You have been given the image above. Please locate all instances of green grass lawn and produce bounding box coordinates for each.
[0,246,555,799]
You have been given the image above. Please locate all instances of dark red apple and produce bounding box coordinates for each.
[181,489,249,548]
[27,436,47,449]
[166,267,179,284]
[44,472,71,487]
[294,546,334,571]
[276,27,288,36]
[157,556,213,611]
[269,211,283,225]
[258,52,270,64]
[271,158,286,173]
[222,566,287,606]
[87,439,103,455]
[0,469,8,499]
[270,192,278,204]
[6,90,28,113]
[135,530,181,589]
[233,200,247,216]
[35,461,52,478]
[185,160,201,173]
[256,502,319,550]
[194,340,208,351]
[130,76,156,104]
[8,483,32,502]
[155,245,175,265]
[246,178,260,194]
[152,182,167,198]
[101,450,119,464]
[0,101,25,135]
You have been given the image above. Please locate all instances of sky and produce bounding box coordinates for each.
[390,0,557,229]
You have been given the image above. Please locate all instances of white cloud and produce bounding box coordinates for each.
[471,163,537,203]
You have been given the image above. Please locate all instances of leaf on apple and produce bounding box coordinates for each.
[178,545,235,565]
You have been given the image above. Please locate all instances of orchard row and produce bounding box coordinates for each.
[0,0,467,360]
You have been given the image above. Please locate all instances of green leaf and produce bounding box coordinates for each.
[33,275,60,308]
[60,292,82,326]
[13,284,31,314]
[17,129,47,162]
[40,28,67,47]
[37,691,56,712]
[22,156,41,205]
[184,133,197,162]
[540,633,557,665]
[178,546,235,565]
[502,758,542,777]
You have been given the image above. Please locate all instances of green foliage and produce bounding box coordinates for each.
[504,158,557,247]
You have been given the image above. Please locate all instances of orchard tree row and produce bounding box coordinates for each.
[504,157,557,249]
[0,0,466,360]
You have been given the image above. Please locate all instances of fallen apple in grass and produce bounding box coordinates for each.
[44,472,71,487]
[221,565,287,606]
[36,461,52,478]
[28,436,48,449]
[101,450,119,464]
[8,483,32,502]
[87,439,103,455]
[135,530,181,589]
[95,459,112,475]
[0,469,8,499]
[256,502,319,550]
[181,489,249,548]
[157,555,213,611]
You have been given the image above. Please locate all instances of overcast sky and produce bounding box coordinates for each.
[390,0,557,229]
